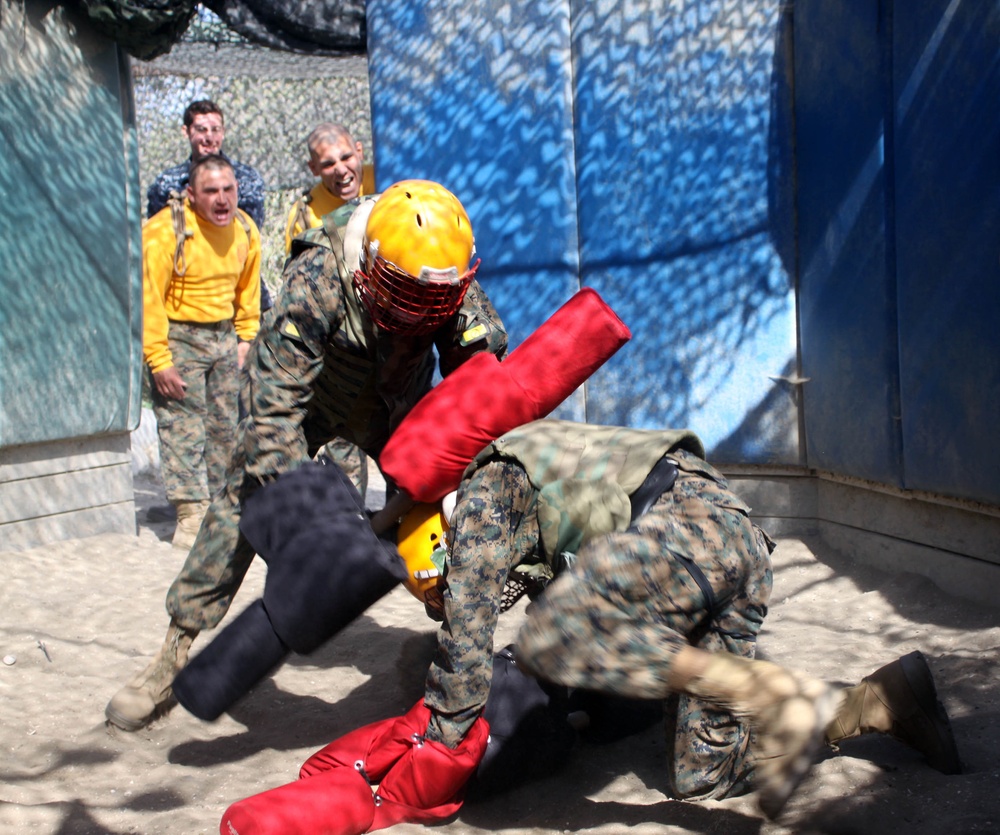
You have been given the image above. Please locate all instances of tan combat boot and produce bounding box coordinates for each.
[673,647,843,820]
[105,620,199,731]
[825,650,961,774]
[171,499,209,552]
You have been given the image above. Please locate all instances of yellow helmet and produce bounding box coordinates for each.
[353,180,479,335]
[397,501,450,603]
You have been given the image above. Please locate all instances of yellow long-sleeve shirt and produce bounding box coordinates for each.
[143,202,262,373]
[283,163,376,254]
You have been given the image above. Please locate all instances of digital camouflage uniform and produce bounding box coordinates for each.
[286,184,380,497]
[424,420,773,801]
[165,199,507,632]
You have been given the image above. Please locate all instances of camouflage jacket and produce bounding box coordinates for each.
[242,198,507,480]
[468,420,707,565]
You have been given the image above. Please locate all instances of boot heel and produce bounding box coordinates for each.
[897,651,940,710]
[894,651,962,774]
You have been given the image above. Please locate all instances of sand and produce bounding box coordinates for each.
[1,469,998,834]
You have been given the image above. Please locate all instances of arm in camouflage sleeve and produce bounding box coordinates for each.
[242,246,344,480]
[436,279,508,375]
[424,458,538,747]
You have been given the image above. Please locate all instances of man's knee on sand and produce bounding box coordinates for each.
[665,692,754,800]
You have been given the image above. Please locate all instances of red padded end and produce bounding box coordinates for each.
[505,286,631,385]
[379,289,630,502]
[239,701,488,835]
[299,715,399,779]
[220,768,374,835]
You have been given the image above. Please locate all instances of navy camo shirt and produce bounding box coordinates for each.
[146,153,273,311]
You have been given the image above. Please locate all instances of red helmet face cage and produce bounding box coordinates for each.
[353,256,479,335]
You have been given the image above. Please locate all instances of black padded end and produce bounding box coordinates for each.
[173,599,288,721]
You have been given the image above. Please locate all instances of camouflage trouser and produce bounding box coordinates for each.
[315,436,368,499]
[517,453,773,801]
[165,416,261,631]
[424,459,539,747]
[152,321,239,503]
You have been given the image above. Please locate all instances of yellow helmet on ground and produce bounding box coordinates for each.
[397,501,450,602]
[353,180,479,335]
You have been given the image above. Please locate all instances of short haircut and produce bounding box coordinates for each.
[188,154,234,189]
[183,100,224,128]
[307,122,355,154]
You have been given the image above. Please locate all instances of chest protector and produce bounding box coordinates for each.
[473,420,706,562]
[292,201,383,438]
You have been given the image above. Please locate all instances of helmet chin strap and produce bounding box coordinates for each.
[441,490,458,524]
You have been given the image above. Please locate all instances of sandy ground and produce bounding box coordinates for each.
[2,468,999,835]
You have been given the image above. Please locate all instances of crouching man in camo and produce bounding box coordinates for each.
[421,420,961,818]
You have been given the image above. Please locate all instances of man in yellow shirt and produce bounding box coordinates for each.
[143,154,261,551]
[284,122,376,494]
[283,122,376,254]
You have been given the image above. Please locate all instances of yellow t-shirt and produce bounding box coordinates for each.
[142,202,262,373]
[283,163,376,253]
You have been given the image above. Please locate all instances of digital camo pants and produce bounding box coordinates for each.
[315,437,368,500]
[517,465,774,800]
[165,430,260,632]
[152,320,239,504]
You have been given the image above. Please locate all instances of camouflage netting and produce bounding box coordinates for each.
[130,5,373,295]
[71,0,365,60]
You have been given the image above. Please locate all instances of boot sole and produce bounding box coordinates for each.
[758,685,844,820]
[105,692,175,732]
[897,651,962,774]
[105,703,154,732]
